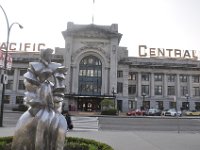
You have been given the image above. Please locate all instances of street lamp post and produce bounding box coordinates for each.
[135,97,137,110]
[142,92,146,110]
[0,5,23,127]
[185,94,189,110]
[112,87,116,109]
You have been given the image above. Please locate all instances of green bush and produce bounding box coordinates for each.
[0,136,114,150]
[101,99,114,110]
[0,136,12,150]
[64,142,89,150]
[101,109,117,115]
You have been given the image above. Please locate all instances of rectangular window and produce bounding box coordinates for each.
[128,85,136,95]
[156,101,163,110]
[154,74,163,81]
[192,75,200,83]
[117,82,123,93]
[155,85,162,95]
[167,74,176,82]
[195,102,200,110]
[129,72,137,80]
[168,86,175,95]
[180,86,188,96]
[7,69,14,76]
[180,75,188,82]
[16,96,24,104]
[4,95,10,104]
[142,85,149,95]
[18,80,25,90]
[20,69,27,76]
[141,73,149,81]
[193,87,200,96]
[6,80,13,90]
[169,101,176,109]
[128,100,134,109]
[117,71,123,78]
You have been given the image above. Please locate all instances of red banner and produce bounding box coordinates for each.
[0,50,12,69]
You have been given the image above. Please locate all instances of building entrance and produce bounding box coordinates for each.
[77,98,101,112]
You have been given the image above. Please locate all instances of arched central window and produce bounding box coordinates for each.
[79,56,102,95]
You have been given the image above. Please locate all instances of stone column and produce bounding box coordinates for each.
[188,75,192,97]
[163,74,167,97]
[13,69,18,91]
[137,72,141,97]
[71,65,78,93]
[123,68,129,97]
[150,73,154,97]
[176,74,180,97]
[103,67,109,95]
[64,37,73,94]
[109,39,118,94]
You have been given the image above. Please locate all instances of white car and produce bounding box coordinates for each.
[165,109,182,116]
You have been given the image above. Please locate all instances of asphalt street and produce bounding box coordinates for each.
[3,111,200,133]
[1,127,200,150]
[1,111,200,150]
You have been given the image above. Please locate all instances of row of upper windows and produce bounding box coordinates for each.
[7,69,27,76]
[117,83,200,96]
[3,95,24,104]
[6,80,25,90]
[117,71,200,83]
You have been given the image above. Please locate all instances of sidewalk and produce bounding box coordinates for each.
[1,127,200,150]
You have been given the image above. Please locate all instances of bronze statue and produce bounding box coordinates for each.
[12,48,68,150]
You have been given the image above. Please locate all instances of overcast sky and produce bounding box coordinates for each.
[0,0,200,57]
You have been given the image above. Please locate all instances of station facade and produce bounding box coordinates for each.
[2,22,200,112]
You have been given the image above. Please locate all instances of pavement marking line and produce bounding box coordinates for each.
[71,116,99,131]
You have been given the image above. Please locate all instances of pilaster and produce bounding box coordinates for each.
[137,72,141,97]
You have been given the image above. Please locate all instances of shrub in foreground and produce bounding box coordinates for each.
[0,136,114,150]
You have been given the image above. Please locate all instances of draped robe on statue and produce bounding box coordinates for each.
[11,49,68,150]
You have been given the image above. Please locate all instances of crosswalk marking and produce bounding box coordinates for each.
[71,116,99,131]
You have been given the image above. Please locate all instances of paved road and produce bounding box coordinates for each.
[3,111,200,133]
[3,111,99,131]
[1,127,200,150]
[99,116,200,132]
[1,111,200,150]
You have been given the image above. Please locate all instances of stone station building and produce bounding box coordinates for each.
[2,22,200,112]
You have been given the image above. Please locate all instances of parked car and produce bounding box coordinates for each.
[126,109,146,116]
[165,109,182,116]
[184,110,200,116]
[146,108,162,116]
[161,109,168,116]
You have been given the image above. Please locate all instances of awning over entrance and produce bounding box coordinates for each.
[65,94,115,112]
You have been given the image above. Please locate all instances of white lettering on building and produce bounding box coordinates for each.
[0,42,46,51]
[139,45,198,60]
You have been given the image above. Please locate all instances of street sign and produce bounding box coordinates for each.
[0,50,12,69]
[7,53,12,69]
[1,74,8,84]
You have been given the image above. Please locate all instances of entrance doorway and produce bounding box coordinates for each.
[77,98,101,112]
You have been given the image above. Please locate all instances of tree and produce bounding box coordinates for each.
[101,99,114,110]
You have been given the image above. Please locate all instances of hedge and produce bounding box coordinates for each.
[0,136,114,150]
[101,109,117,115]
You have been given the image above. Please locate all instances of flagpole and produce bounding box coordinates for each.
[92,0,95,24]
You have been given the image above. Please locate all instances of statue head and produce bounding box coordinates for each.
[40,48,53,64]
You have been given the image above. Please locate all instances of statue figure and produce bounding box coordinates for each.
[12,48,68,150]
